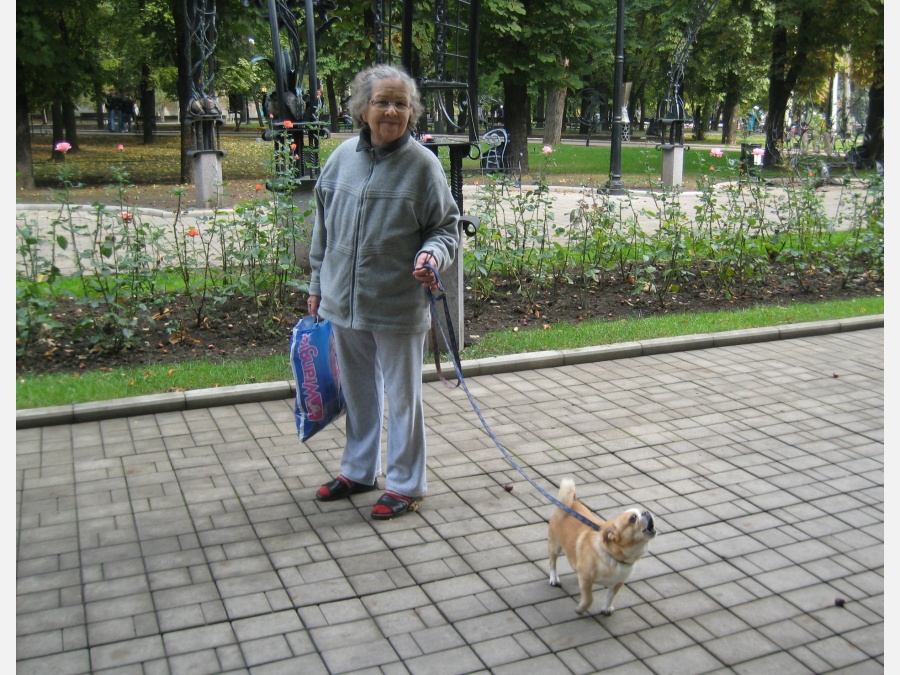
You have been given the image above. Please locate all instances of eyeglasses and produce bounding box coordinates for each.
[369,99,410,112]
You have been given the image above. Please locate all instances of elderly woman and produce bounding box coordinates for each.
[307,64,460,520]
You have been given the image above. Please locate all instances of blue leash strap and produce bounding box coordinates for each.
[427,280,462,390]
[423,264,603,532]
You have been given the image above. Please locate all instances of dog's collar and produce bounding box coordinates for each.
[605,550,633,567]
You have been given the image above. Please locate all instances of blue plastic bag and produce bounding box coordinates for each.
[290,316,345,442]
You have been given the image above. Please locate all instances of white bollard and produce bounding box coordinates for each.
[660,144,685,187]
[190,150,226,209]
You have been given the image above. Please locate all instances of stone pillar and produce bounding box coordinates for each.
[189,149,226,209]
[660,144,684,187]
[292,181,317,274]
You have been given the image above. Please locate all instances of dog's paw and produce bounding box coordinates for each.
[599,607,614,616]
[548,571,560,587]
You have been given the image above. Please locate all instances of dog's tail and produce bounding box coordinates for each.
[557,478,576,509]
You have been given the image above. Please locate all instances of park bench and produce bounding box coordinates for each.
[786,128,863,184]
[820,131,860,180]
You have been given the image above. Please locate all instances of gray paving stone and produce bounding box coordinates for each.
[90,635,166,670]
[642,644,724,675]
[731,650,816,675]
[16,650,91,675]
[828,660,885,675]
[470,634,530,668]
[788,644,838,673]
[403,645,486,675]
[804,634,874,669]
[241,635,295,667]
[757,618,820,650]
[454,610,530,644]
[164,650,222,675]
[319,637,401,674]
[704,628,782,665]
[16,630,64,660]
[223,592,282,620]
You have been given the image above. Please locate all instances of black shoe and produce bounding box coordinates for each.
[371,491,422,520]
[316,475,378,501]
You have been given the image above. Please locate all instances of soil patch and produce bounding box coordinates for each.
[16,266,882,378]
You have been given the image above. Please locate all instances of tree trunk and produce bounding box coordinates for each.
[141,62,157,144]
[51,102,66,160]
[534,87,545,132]
[63,100,78,151]
[94,82,105,130]
[16,59,35,189]
[542,88,566,145]
[721,75,740,145]
[172,0,193,183]
[763,14,810,167]
[502,78,530,175]
[764,84,790,167]
[862,42,884,165]
[721,101,739,145]
[326,73,338,132]
[693,104,705,141]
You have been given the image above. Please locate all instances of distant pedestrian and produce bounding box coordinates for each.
[121,98,136,133]
[747,106,760,133]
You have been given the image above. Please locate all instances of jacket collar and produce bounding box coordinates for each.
[356,126,412,157]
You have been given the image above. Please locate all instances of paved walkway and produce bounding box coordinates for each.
[16,324,884,674]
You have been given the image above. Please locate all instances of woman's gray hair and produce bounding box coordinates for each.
[347,64,423,133]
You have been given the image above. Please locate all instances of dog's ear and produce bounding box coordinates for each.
[602,524,618,544]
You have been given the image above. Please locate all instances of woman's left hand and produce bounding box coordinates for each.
[413,252,439,291]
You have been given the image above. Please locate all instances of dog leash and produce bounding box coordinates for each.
[423,264,603,532]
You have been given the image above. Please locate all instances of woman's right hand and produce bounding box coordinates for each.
[307,295,321,318]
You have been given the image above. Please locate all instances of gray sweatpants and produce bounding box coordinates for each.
[331,325,428,498]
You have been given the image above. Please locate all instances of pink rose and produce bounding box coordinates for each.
[710,148,723,158]
[542,145,553,155]
[55,141,72,153]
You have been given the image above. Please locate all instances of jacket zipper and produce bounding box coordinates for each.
[349,148,378,327]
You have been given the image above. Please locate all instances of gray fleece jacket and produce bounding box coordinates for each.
[309,129,460,332]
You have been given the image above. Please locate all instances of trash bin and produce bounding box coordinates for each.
[741,143,763,164]
[740,143,763,175]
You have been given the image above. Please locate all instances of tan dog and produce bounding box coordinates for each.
[548,478,657,615]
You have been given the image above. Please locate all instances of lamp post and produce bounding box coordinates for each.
[605,0,625,194]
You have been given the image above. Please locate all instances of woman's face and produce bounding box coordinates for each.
[362,78,411,147]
